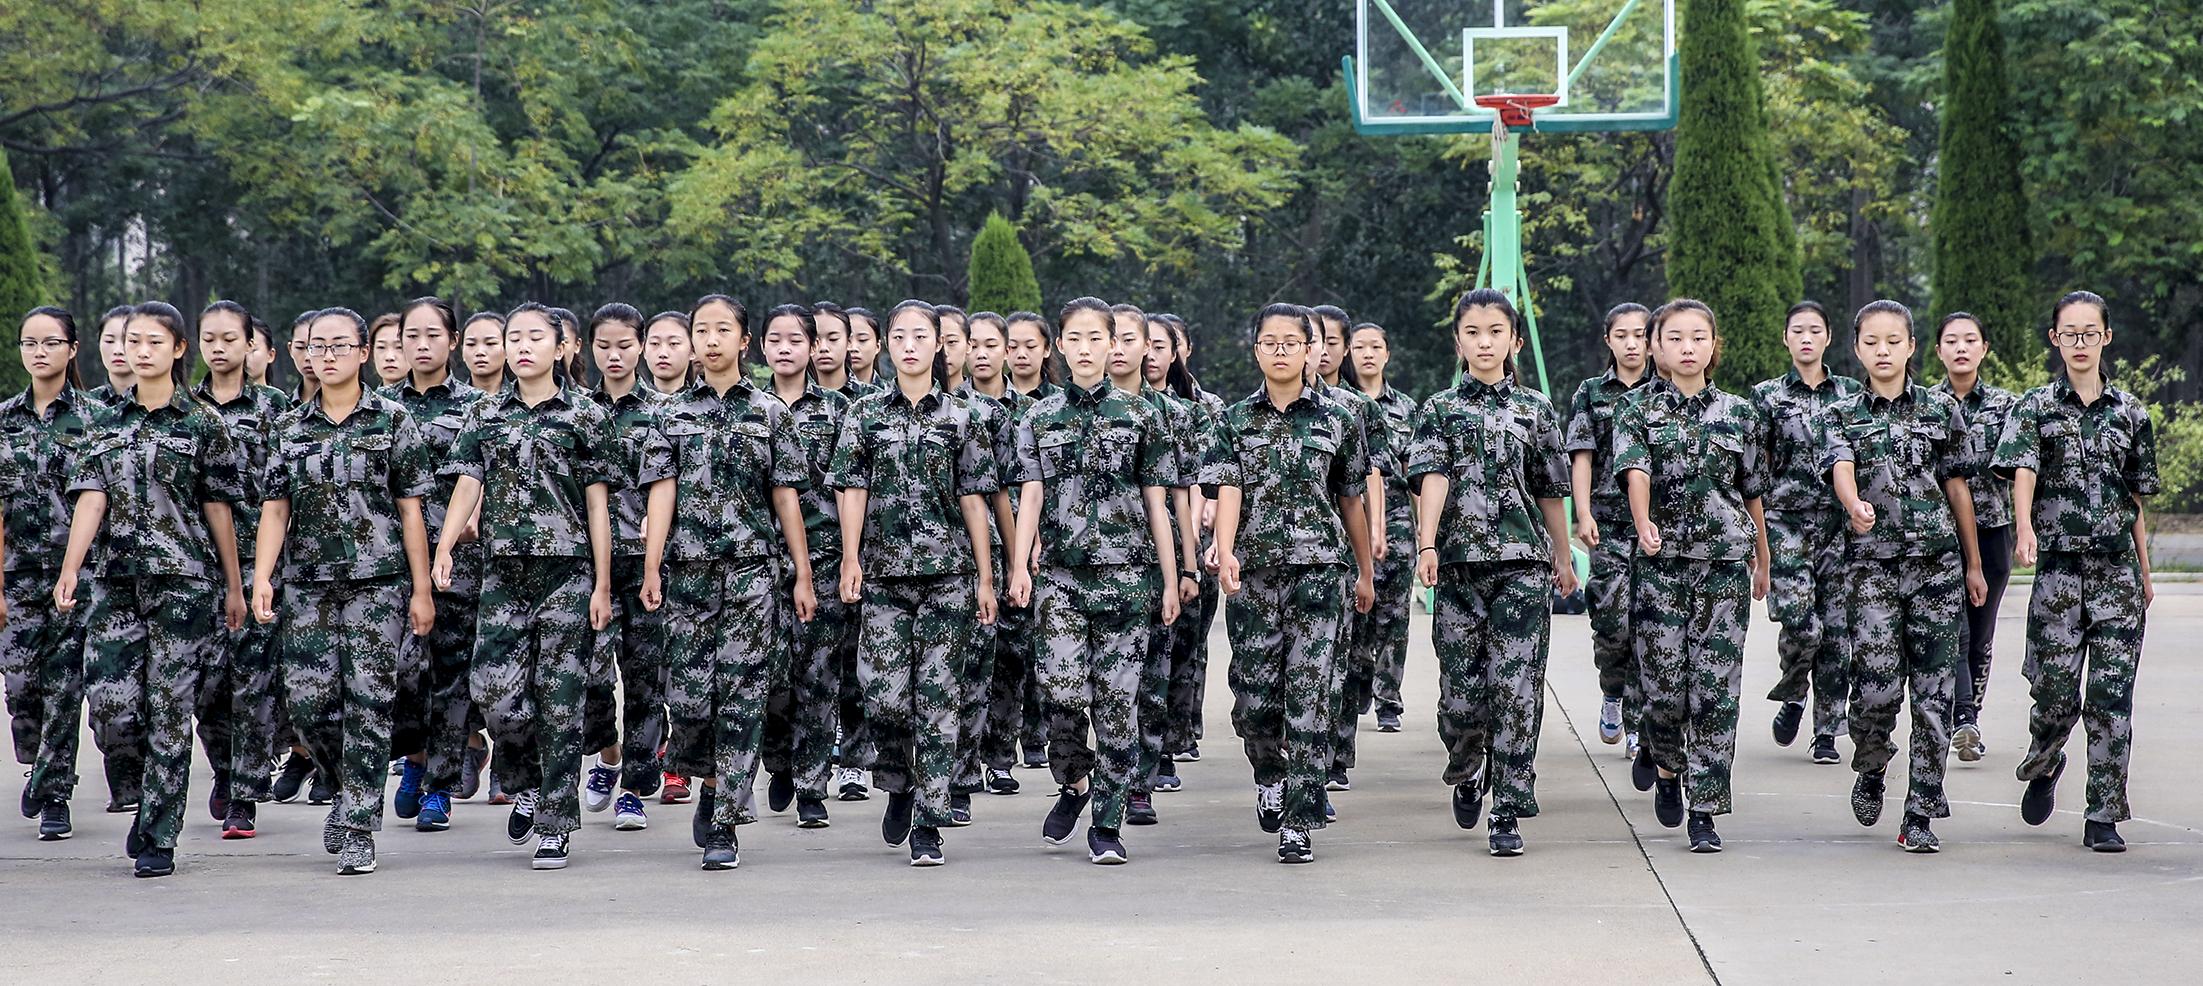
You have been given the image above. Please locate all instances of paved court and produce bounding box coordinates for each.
[3,584,2198,984]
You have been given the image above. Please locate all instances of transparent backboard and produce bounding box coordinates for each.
[1348,0,1677,133]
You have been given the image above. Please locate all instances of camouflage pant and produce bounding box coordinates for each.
[82,575,217,849]
[1178,568,1222,745]
[979,599,1031,771]
[1764,509,1850,737]
[1633,556,1749,816]
[1226,564,1348,831]
[582,555,669,794]
[1160,577,1213,756]
[281,576,406,832]
[1365,549,1414,718]
[1034,564,1155,829]
[2,570,86,803]
[663,558,780,828]
[1846,553,1959,820]
[763,559,850,800]
[2017,551,2147,824]
[1587,523,1641,731]
[203,573,280,802]
[1132,604,1173,793]
[857,574,970,829]
[471,557,593,836]
[1433,561,1551,817]
[951,605,999,795]
[410,541,481,794]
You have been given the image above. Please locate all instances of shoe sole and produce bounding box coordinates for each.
[910,855,945,867]
[1899,838,1939,854]
[615,817,649,831]
[661,795,691,805]
[41,831,72,841]
[797,819,829,829]
[1599,729,1621,744]
[1089,851,1128,864]
[134,866,174,878]
[221,828,256,840]
[507,825,535,845]
[1152,784,1181,793]
[1811,753,1841,765]
[838,790,870,802]
[584,797,613,813]
[1325,781,1351,792]
[946,817,972,828]
[338,862,377,875]
[987,787,1020,796]
[416,820,450,832]
[700,857,740,870]
[1277,854,1313,864]
[1377,725,1401,733]
[1127,815,1157,826]
[1489,845,1524,857]
[1689,841,1723,854]
[531,857,569,870]
[2087,841,2126,853]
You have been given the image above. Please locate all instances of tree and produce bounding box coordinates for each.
[0,145,37,393]
[967,213,1042,314]
[1930,0,2036,360]
[1665,0,1801,387]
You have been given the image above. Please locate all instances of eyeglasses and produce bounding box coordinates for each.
[1257,339,1306,354]
[2053,330,2105,347]
[305,344,361,357]
[17,339,71,351]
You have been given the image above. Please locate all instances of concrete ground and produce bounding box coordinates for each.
[4,584,2199,984]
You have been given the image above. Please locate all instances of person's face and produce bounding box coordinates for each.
[1606,314,1649,373]
[1854,312,1914,385]
[2049,303,2109,374]
[812,314,850,378]
[1253,315,1310,386]
[885,312,940,379]
[1145,329,1173,386]
[761,315,812,380]
[645,318,693,384]
[401,310,456,375]
[1785,311,1830,366]
[305,316,368,387]
[245,330,273,380]
[18,314,74,384]
[503,313,559,382]
[1349,328,1390,383]
[1058,311,1111,384]
[198,311,249,376]
[847,317,879,373]
[939,318,969,377]
[463,320,505,380]
[124,316,184,383]
[1006,321,1048,381]
[968,325,1005,383]
[1936,319,1987,377]
[102,316,134,381]
[1107,313,1146,380]
[372,327,408,384]
[1456,306,1517,377]
[592,323,642,383]
[1318,318,1348,378]
[691,301,747,378]
[1656,311,1716,379]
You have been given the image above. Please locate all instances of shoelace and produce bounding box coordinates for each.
[421,792,450,813]
[587,767,616,791]
[1282,829,1308,848]
[540,833,566,851]
[1257,784,1282,811]
[515,790,539,815]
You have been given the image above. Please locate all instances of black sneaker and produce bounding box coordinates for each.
[531,832,570,870]
[1255,782,1284,834]
[1810,734,1841,765]
[1126,791,1158,826]
[134,846,175,878]
[1277,827,1313,864]
[222,801,257,840]
[947,791,973,827]
[1452,777,1483,830]
[1686,811,1722,853]
[2083,820,2126,853]
[768,771,796,814]
[1173,744,1201,763]
[105,794,138,814]
[881,790,914,846]
[1152,761,1181,792]
[1087,825,1128,865]
[796,796,829,828]
[207,769,230,822]
[1325,768,1351,792]
[272,753,314,803]
[909,825,945,866]
[692,786,718,848]
[1852,770,1887,826]
[505,789,538,844]
[308,769,336,805]
[18,773,35,820]
[38,800,71,841]
[1631,742,1657,792]
[985,765,1020,795]
[1022,749,1049,770]
[701,826,740,870]
[2022,754,2065,826]
[126,812,147,858]
[1771,702,1804,747]
[1653,777,1685,829]
[1042,785,1091,845]
[1488,815,1524,857]
[460,744,488,800]
[1376,710,1403,733]
[1897,813,1940,853]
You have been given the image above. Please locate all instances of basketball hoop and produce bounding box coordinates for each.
[1475,93,1562,130]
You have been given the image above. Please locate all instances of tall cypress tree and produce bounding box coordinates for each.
[1931,0,2034,359]
[0,147,44,396]
[966,212,1042,314]
[1666,0,1800,387]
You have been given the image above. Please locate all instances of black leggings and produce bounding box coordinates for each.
[1954,523,2014,725]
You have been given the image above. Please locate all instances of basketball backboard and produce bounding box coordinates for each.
[1347,0,1677,134]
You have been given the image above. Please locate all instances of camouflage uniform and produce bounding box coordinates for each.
[1201,385,1369,831]
[191,380,291,804]
[1994,377,2158,823]
[1318,382,1386,779]
[381,375,489,794]
[979,384,1039,776]
[1933,379,2018,726]
[1751,370,1861,738]
[579,385,673,795]
[1014,380,1173,827]
[1822,384,1974,819]
[1172,385,1230,749]
[266,392,435,832]
[1130,383,1195,795]
[1363,383,1419,719]
[1408,376,1571,816]
[444,387,621,837]
[72,386,247,848]
[1564,370,1651,722]
[1612,379,1769,816]
[828,385,997,829]
[652,378,808,828]
[762,384,853,801]
[949,383,1014,797]
[0,385,100,805]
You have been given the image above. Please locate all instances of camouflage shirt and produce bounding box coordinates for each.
[827,385,999,580]
[443,386,622,560]
[645,378,810,564]
[1199,386,1370,571]
[0,384,103,573]
[1992,377,2160,555]
[1367,384,1419,544]
[1406,376,1571,566]
[87,383,129,408]
[265,393,437,582]
[769,383,849,562]
[66,385,248,582]
[381,374,488,538]
[589,385,670,558]
[1932,379,2018,529]
[1133,384,1192,490]
[192,380,292,564]
[1611,379,1770,562]
[1750,369,1861,512]
[1323,381,1390,479]
[1821,384,1976,560]
[1563,369,1653,523]
[1012,379,1174,568]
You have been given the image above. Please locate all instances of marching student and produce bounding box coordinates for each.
[966,311,1035,797]
[1138,312,1207,797]
[935,306,1015,827]
[370,313,409,388]
[644,310,695,396]
[845,306,882,392]
[1309,306,1387,804]
[1932,313,2018,761]
[1171,315,1229,766]
[1346,321,1417,736]
[1565,304,1653,759]
[89,306,135,406]
[286,310,321,407]
[245,315,277,389]
[1002,310,1061,771]
[460,310,508,395]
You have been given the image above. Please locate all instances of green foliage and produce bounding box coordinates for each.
[967,213,1042,315]
[1929,0,2036,359]
[0,145,36,395]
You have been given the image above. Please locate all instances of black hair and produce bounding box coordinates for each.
[1937,311,1982,339]
[1251,302,1314,343]
[1007,310,1061,386]
[585,302,647,388]
[845,306,877,330]
[641,310,693,390]
[21,305,83,388]
[690,294,749,337]
[1786,300,1831,326]
[1341,320,1387,392]
[2050,290,2108,331]
[1150,312,1199,400]
[1156,313,1203,398]
[1106,303,1152,382]
[246,313,273,349]
[396,297,460,382]
[505,302,568,386]
[199,299,253,332]
[1310,304,1352,342]
[368,312,401,348]
[100,304,133,328]
[761,303,818,380]
[303,306,372,390]
[884,299,950,391]
[123,301,192,391]
[811,301,848,337]
[967,310,1007,342]
[934,304,968,328]
[1649,298,1724,378]
[1452,288,1523,379]
[1600,302,1652,372]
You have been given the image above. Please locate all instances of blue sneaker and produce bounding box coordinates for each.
[1325,796,1336,823]
[613,793,648,831]
[416,790,451,831]
[394,760,425,819]
[583,763,619,813]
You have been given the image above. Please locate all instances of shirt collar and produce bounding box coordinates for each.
[497,384,572,411]
[117,383,198,419]
[1245,384,1323,412]
[1865,384,1918,411]
[1066,379,1113,406]
[1456,374,1515,400]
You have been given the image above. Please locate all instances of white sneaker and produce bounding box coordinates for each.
[582,761,619,813]
[532,831,570,870]
[1598,697,1624,744]
[1624,731,1641,761]
[1952,724,1984,763]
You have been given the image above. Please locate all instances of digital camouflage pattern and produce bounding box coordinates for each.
[1565,371,1650,712]
[1564,371,1653,525]
[588,386,670,559]
[780,384,851,558]
[1226,564,1348,831]
[1406,376,1572,566]
[1631,557,1750,815]
[264,393,437,581]
[471,557,595,836]
[82,575,218,848]
[979,385,1037,776]
[761,383,852,801]
[1013,381,1173,567]
[1933,379,2017,529]
[1033,563,1157,829]
[192,381,292,564]
[1432,561,1551,817]
[1608,379,1771,560]
[1845,553,1961,820]
[2016,550,2148,823]
[1749,370,1861,513]
[827,386,998,578]
[856,573,972,829]
[580,562,671,797]
[66,385,248,581]
[278,575,408,832]
[0,384,100,803]
[442,388,621,560]
[1760,509,1851,738]
[1198,386,1370,570]
[1821,384,1976,560]
[1,383,104,573]
[950,383,1015,797]
[662,558,781,828]
[1992,378,2160,554]
[1366,384,1419,716]
[190,382,294,804]
[382,374,488,794]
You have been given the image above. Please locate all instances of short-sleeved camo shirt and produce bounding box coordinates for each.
[0,384,103,573]
[1199,386,1370,571]
[1750,369,1861,513]
[827,385,999,579]
[1012,379,1173,568]
[1563,370,1652,523]
[442,386,622,560]
[381,374,488,539]
[589,385,671,559]
[1610,379,1770,562]
[1992,377,2159,555]
[1820,384,1976,560]
[771,383,849,562]
[1407,375,1572,566]
[67,385,248,582]
[1931,379,2017,530]
[265,392,437,582]
[644,377,809,564]
[193,380,292,565]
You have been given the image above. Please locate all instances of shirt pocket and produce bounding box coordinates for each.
[533,426,579,477]
[152,434,199,495]
[1096,423,1141,476]
[1706,429,1748,485]
[730,420,774,484]
[661,420,713,488]
[2037,417,2078,476]
[1036,429,1075,481]
[347,432,395,486]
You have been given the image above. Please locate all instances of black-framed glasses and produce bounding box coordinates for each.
[1257,339,1306,354]
[305,343,361,357]
[2053,330,2105,346]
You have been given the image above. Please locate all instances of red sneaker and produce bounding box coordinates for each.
[661,773,692,805]
[221,802,257,839]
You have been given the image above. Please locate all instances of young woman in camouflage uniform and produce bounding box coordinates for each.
[1347,321,1418,737]
[433,302,620,870]
[1003,311,1061,772]
[844,307,882,392]
[1995,290,2158,852]
[88,306,134,407]
[369,313,408,389]
[252,307,437,875]
[1308,307,1388,807]
[459,311,508,397]
[1408,289,1576,857]
[3,307,99,841]
[936,307,1017,828]
[1144,314,1211,795]
[1565,303,1652,760]
[1204,302,1375,864]
[55,301,249,878]
[1823,300,1989,854]
[1173,315,1230,766]
[1932,313,2019,762]
[966,311,1036,798]
[1612,298,1771,854]
[828,299,998,867]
